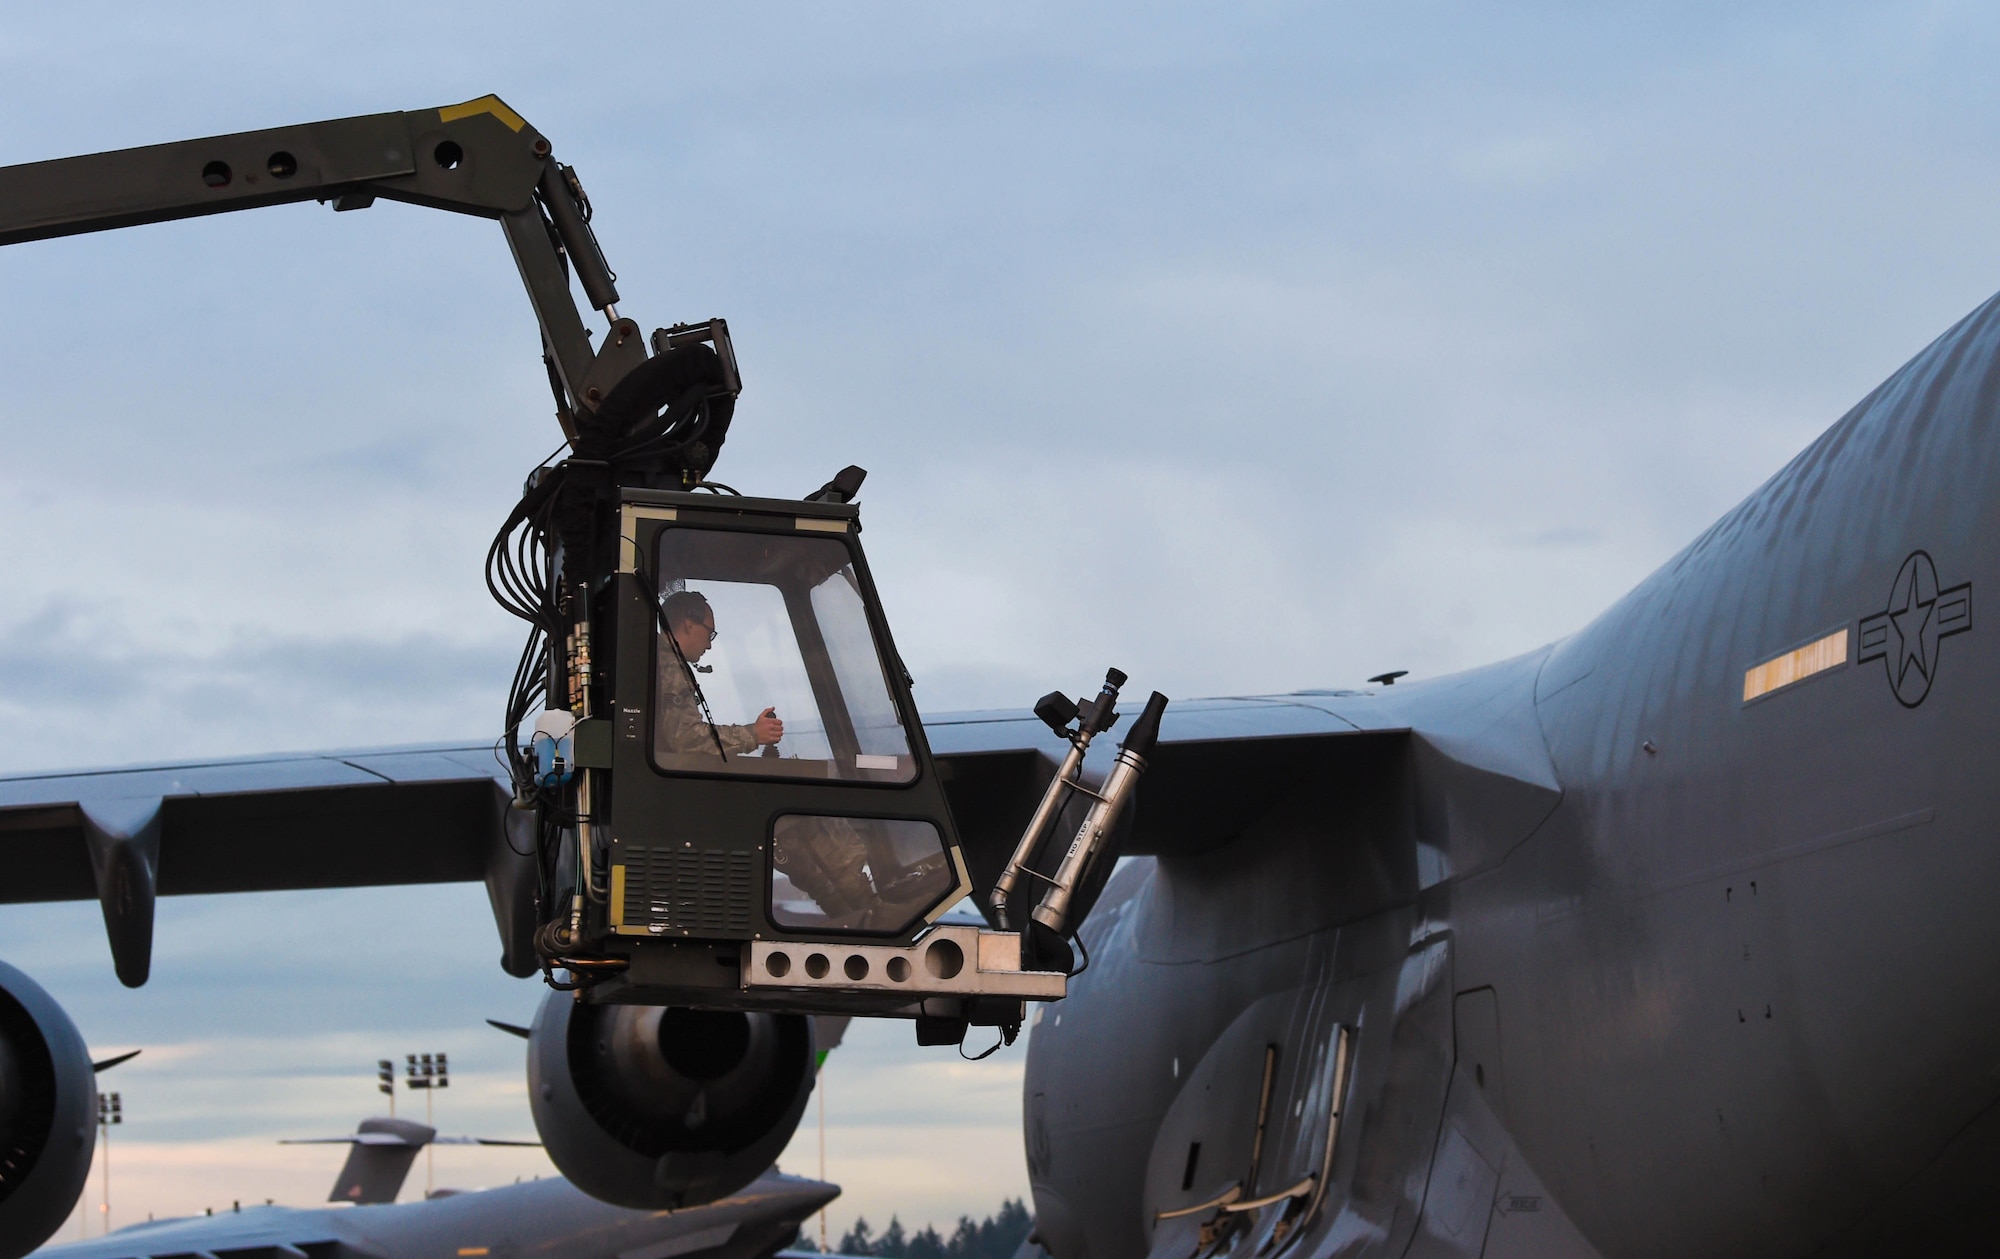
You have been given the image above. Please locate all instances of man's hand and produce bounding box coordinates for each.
[754,707,784,747]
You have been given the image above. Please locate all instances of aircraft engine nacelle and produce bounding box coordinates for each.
[0,960,96,1259]
[527,990,816,1210]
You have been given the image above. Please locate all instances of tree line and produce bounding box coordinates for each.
[795,1198,1033,1259]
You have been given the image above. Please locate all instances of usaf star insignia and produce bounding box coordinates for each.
[1858,550,1971,707]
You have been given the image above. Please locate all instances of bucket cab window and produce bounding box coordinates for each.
[653,527,917,783]
[770,815,955,935]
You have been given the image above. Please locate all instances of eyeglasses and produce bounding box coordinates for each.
[699,622,719,643]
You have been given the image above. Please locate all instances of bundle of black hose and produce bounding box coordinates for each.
[577,340,733,463]
[1120,692,1169,758]
[495,458,568,535]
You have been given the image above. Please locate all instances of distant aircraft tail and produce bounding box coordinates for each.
[282,1116,433,1204]
[282,1116,541,1204]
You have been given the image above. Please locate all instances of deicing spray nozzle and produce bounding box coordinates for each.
[991,667,1129,928]
[1026,689,1171,972]
[1119,690,1167,760]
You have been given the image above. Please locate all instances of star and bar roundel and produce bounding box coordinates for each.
[1857,550,1972,708]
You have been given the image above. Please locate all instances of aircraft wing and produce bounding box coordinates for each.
[0,743,514,900]
[924,696,1404,906]
[0,687,1531,985]
[0,743,536,984]
[928,655,1566,920]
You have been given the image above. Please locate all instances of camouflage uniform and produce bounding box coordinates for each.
[656,657,759,758]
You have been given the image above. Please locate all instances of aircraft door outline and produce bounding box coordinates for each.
[1141,968,1363,1259]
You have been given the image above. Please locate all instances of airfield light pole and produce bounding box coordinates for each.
[378,1059,396,1117]
[817,1067,827,1251]
[405,1053,449,1196]
[97,1091,121,1236]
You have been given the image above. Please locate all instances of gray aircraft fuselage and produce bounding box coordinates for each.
[32,1168,835,1259]
[1018,294,2000,1258]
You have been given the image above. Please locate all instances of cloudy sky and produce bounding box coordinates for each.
[6,0,2000,1239]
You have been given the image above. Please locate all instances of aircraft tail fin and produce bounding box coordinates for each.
[282,1116,435,1204]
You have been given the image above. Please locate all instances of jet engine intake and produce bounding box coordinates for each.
[527,991,815,1209]
[0,960,96,1259]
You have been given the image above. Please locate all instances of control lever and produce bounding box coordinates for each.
[1024,690,1169,974]
[989,669,1126,930]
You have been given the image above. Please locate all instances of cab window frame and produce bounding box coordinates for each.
[646,519,922,788]
[764,810,960,939]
